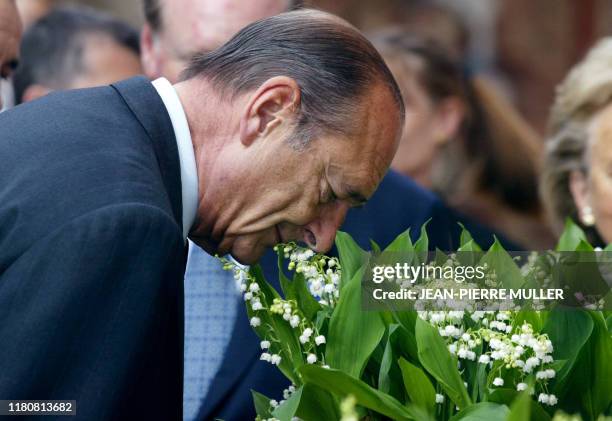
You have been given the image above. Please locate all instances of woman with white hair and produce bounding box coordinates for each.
[542,37,612,245]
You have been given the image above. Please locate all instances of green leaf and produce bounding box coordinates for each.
[246,266,304,384]
[326,267,385,378]
[458,222,475,248]
[378,325,399,394]
[269,314,305,383]
[278,252,296,302]
[488,390,550,421]
[294,384,340,421]
[300,366,431,421]
[556,218,587,251]
[479,238,523,289]
[542,309,593,392]
[393,311,417,332]
[512,311,542,333]
[458,239,482,253]
[575,239,594,251]
[569,312,612,419]
[370,239,382,254]
[250,264,282,301]
[414,220,430,253]
[506,392,530,421]
[335,231,368,289]
[252,390,273,418]
[450,402,509,421]
[434,248,451,266]
[415,317,472,410]
[384,228,414,253]
[293,273,322,320]
[272,386,303,421]
[398,357,436,411]
[391,312,418,359]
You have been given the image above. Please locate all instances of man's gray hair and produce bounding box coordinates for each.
[181,9,405,145]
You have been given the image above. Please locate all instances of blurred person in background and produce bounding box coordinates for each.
[543,38,612,246]
[373,31,555,249]
[140,1,512,420]
[141,0,297,82]
[0,0,22,111]
[16,0,54,30]
[13,6,142,104]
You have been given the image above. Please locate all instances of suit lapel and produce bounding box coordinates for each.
[197,250,279,420]
[111,76,183,231]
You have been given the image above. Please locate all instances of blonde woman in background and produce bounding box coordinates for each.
[543,38,612,246]
[373,31,554,249]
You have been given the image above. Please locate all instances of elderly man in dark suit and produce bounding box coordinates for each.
[0,10,404,419]
[140,1,511,420]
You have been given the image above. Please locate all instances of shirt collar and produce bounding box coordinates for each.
[152,77,198,240]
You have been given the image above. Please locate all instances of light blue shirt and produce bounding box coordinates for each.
[183,243,239,421]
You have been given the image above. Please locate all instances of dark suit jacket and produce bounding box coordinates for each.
[198,170,513,420]
[0,77,185,420]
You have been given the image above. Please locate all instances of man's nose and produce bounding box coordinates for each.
[302,202,350,253]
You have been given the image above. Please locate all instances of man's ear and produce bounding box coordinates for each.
[239,76,300,146]
[22,84,52,103]
[140,24,161,79]
[432,97,465,145]
[569,169,590,216]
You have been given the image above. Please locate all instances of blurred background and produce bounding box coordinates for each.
[18,0,612,135]
[9,0,612,250]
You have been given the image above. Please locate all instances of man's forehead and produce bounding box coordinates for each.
[327,150,387,202]
[325,87,401,200]
[161,0,288,52]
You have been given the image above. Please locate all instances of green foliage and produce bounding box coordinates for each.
[326,267,385,378]
[245,220,611,421]
[292,384,340,421]
[398,357,436,412]
[567,312,612,420]
[252,390,274,418]
[272,387,303,421]
[506,392,531,421]
[543,310,593,396]
[450,402,509,421]
[246,266,304,384]
[415,317,472,410]
[556,219,588,251]
[335,231,367,290]
[479,238,523,289]
[300,366,430,421]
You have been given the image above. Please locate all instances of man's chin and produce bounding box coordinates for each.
[189,236,220,256]
[229,248,264,265]
[188,234,268,265]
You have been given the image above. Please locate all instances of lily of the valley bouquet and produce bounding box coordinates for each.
[221,221,612,421]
